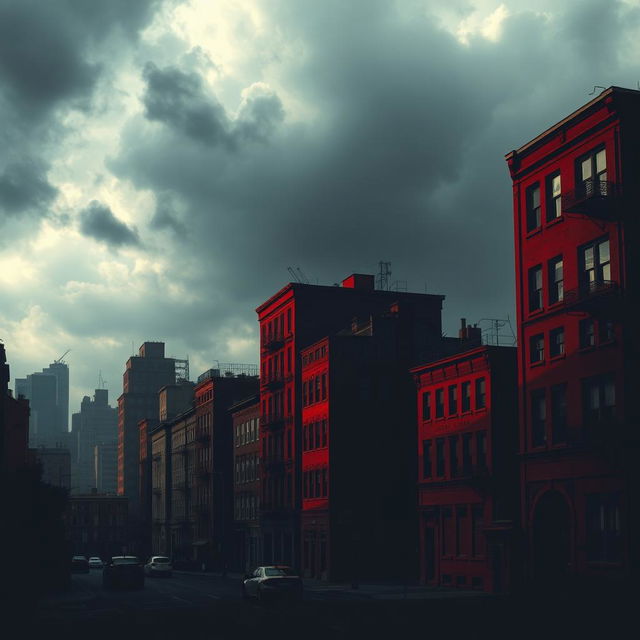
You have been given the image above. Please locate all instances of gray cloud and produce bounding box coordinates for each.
[0,159,57,217]
[79,200,140,248]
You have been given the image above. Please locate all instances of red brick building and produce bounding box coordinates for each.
[230,394,261,572]
[506,86,640,587]
[257,273,446,571]
[413,346,518,592]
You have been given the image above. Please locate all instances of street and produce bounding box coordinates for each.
[25,571,629,640]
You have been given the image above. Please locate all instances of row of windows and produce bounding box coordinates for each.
[422,431,487,480]
[528,237,610,313]
[262,431,292,461]
[261,348,293,381]
[440,504,486,559]
[235,417,260,447]
[302,419,328,452]
[235,493,259,521]
[421,377,486,421]
[302,467,329,499]
[302,345,327,366]
[261,308,293,344]
[262,389,293,419]
[235,453,260,485]
[529,318,615,365]
[303,373,327,406]
[525,146,607,232]
[263,474,292,509]
[529,374,615,448]
[196,389,213,405]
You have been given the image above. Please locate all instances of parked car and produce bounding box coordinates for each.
[71,555,89,573]
[102,556,145,590]
[241,566,303,602]
[88,557,104,569]
[144,556,173,577]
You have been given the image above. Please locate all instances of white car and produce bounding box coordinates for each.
[88,556,104,569]
[144,556,173,577]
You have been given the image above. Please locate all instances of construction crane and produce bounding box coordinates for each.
[54,349,71,364]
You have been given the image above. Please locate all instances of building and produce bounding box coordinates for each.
[256,273,446,569]
[33,445,71,489]
[65,490,128,558]
[0,343,30,473]
[150,368,258,568]
[117,342,177,518]
[73,389,117,494]
[505,86,640,587]
[413,345,518,593]
[15,359,69,449]
[95,442,118,493]
[230,394,261,572]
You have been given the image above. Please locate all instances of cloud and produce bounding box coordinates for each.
[0,159,57,217]
[79,200,140,248]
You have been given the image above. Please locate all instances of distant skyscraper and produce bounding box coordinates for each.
[73,389,117,493]
[95,442,118,494]
[15,358,70,448]
[118,342,177,517]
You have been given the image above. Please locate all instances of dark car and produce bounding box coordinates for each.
[102,556,145,590]
[71,555,89,573]
[241,566,303,602]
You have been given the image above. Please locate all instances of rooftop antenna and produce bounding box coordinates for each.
[54,349,71,364]
[287,266,310,284]
[376,261,391,291]
[588,85,606,95]
[98,371,107,388]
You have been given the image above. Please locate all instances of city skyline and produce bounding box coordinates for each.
[1,0,639,430]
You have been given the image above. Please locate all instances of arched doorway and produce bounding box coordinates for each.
[532,490,571,585]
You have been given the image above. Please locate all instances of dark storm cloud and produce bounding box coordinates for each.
[142,63,285,148]
[79,201,140,248]
[150,192,188,237]
[0,0,161,230]
[0,159,57,216]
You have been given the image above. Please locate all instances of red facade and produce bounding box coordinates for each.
[413,346,517,592]
[256,274,445,569]
[506,86,640,586]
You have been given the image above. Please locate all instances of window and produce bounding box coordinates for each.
[461,382,471,412]
[551,383,568,444]
[548,256,564,304]
[476,432,487,470]
[435,389,445,418]
[531,389,546,447]
[578,147,607,197]
[599,319,614,343]
[550,327,565,358]
[436,439,445,477]
[422,392,431,421]
[529,265,543,312]
[547,172,562,220]
[526,183,541,231]
[475,378,486,409]
[581,237,610,289]
[442,508,453,557]
[579,318,596,349]
[472,505,485,557]
[448,385,457,415]
[449,436,458,477]
[583,374,616,424]
[530,334,544,364]
[586,493,621,563]
[462,434,472,475]
[456,506,469,557]
[422,441,432,479]
[321,374,327,400]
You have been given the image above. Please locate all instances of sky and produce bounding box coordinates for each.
[1,0,639,420]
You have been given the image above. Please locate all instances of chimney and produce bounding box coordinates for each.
[341,274,375,290]
[458,318,467,340]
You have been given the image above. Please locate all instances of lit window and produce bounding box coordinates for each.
[578,147,607,197]
[581,237,610,290]
[547,172,562,220]
[549,256,564,304]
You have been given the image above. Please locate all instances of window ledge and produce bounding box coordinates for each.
[525,227,543,239]
[579,345,596,354]
[528,308,545,319]
[548,300,564,310]
[530,360,546,368]
[546,215,565,227]
[550,353,566,362]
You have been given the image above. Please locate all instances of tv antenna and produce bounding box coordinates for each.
[376,261,391,291]
[287,266,310,284]
[588,85,606,95]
